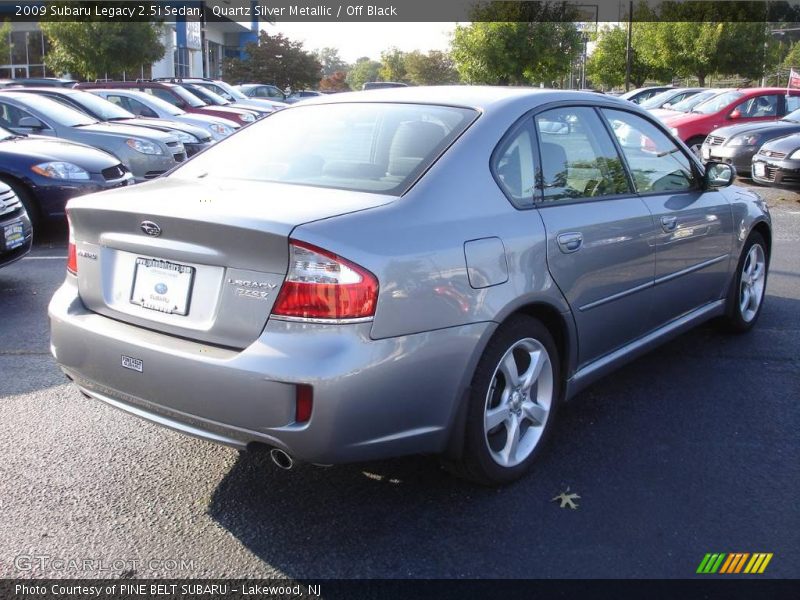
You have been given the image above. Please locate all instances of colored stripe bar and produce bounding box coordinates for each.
[734,553,749,573]
[697,554,713,573]
[709,553,726,573]
[744,554,760,574]
[758,553,773,574]
[719,554,736,574]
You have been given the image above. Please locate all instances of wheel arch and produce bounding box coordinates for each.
[751,220,772,260]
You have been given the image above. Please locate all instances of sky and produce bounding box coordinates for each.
[264,22,458,62]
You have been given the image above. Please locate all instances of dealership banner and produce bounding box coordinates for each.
[3,0,800,23]
[789,68,800,90]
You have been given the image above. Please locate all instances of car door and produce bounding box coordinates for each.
[601,108,734,328]
[729,93,781,125]
[533,106,657,367]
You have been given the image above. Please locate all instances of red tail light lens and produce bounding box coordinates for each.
[272,240,378,320]
[66,215,77,275]
[295,384,313,423]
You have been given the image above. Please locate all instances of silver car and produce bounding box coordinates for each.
[49,87,772,484]
[0,91,184,182]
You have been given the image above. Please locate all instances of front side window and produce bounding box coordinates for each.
[602,109,695,194]
[171,102,477,195]
[534,106,630,203]
[733,95,778,118]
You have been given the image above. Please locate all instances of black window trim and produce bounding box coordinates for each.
[489,117,541,209]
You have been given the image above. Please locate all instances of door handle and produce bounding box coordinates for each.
[557,232,583,253]
[661,216,678,232]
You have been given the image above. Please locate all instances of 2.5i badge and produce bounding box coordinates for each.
[121,355,143,373]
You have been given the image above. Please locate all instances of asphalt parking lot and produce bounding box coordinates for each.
[1,183,798,580]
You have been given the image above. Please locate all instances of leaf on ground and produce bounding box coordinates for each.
[551,486,580,509]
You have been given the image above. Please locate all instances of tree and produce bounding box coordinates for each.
[404,50,459,85]
[319,71,350,92]
[346,57,382,90]
[313,47,348,78]
[39,20,165,80]
[223,31,321,90]
[379,47,407,82]
[587,25,669,89]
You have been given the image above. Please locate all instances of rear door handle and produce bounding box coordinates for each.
[557,232,583,253]
[661,216,678,232]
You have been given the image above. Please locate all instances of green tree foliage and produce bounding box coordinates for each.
[313,47,349,78]
[587,25,670,89]
[379,47,407,83]
[0,20,10,66]
[223,31,321,89]
[319,70,350,92]
[346,57,382,90]
[39,20,165,80]
[404,50,459,85]
[783,40,800,68]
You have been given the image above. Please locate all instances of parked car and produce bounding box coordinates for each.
[236,84,287,102]
[0,91,184,182]
[0,182,32,267]
[284,90,324,104]
[751,132,800,185]
[88,88,238,142]
[156,78,286,111]
[618,85,675,104]
[50,87,771,485]
[0,123,131,230]
[173,82,268,119]
[9,87,213,157]
[638,87,705,111]
[662,87,800,155]
[700,107,800,176]
[75,81,257,127]
[648,89,729,122]
[363,82,408,90]
[6,77,79,88]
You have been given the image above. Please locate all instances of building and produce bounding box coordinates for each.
[0,1,258,81]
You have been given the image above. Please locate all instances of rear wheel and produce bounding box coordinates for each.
[448,315,561,485]
[719,231,768,332]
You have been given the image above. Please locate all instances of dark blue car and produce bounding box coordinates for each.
[0,125,132,230]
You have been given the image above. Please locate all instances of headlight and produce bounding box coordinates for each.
[728,134,760,147]
[126,138,164,155]
[669,127,679,137]
[789,149,800,159]
[31,161,90,180]
[239,112,256,123]
[209,123,233,137]
[172,131,199,144]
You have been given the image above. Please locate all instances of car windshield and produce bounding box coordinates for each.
[185,85,228,105]
[691,91,743,114]
[209,81,247,101]
[619,88,648,101]
[669,90,717,112]
[131,92,184,115]
[12,94,97,126]
[171,102,477,195]
[170,85,206,108]
[65,92,134,120]
[640,89,686,109]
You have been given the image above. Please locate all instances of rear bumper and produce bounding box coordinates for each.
[49,278,492,463]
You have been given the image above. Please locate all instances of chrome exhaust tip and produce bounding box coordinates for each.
[269,448,294,470]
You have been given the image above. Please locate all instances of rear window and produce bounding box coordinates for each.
[171,102,477,195]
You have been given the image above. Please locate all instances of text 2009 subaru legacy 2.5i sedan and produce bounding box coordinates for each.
[49,87,772,485]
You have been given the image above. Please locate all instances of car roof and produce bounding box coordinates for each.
[297,85,633,113]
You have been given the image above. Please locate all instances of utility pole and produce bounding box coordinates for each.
[625,0,632,91]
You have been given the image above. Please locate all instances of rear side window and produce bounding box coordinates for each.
[172,103,477,195]
[602,109,695,194]
[534,106,630,203]
[492,123,536,206]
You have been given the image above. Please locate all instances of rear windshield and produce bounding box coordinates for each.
[170,85,206,108]
[669,90,718,112]
[171,102,477,195]
[692,91,743,114]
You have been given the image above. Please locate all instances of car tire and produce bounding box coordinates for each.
[686,136,706,157]
[0,177,39,235]
[447,315,561,485]
[719,231,768,333]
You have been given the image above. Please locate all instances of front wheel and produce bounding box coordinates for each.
[448,315,561,485]
[719,231,768,332]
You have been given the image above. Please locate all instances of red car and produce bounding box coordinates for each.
[75,81,257,127]
[661,87,800,155]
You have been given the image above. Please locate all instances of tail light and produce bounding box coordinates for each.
[295,384,313,423]
[66,214,77,275]
[272,240,378,320]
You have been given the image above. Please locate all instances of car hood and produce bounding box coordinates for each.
[759,133,800,154]
[111,118,210,140]
[76,121,176,142]
[712,120,800,140]
[0,135,120,169]
[660,111,712,127]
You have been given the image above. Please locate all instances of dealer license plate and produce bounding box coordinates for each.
[130,258,194,316]
[753,162,766,178]
[3,220,24,250]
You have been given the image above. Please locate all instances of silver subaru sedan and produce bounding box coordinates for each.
[49,87,771,485]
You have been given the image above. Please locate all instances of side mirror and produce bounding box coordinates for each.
[704,161,735,189]
[18,116,44,129]
[729,109,741,120]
